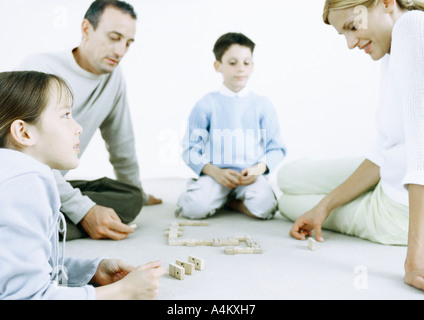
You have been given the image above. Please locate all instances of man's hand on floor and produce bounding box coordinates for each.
[80,205,135,240]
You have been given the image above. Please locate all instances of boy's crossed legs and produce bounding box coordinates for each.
[176,175,277,220]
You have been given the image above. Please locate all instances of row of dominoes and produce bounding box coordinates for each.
[225,236,264,254]
[169,256,205,280]
[165,222,264,255]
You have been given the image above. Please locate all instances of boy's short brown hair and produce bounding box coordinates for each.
[213,33,256,62]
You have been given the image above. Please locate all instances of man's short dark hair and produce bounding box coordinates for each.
[84,0,137,29]
[213,33,256,62]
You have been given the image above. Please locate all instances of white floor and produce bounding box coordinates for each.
[65,178,424,300]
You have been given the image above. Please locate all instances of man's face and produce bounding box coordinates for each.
[82,7,136,74]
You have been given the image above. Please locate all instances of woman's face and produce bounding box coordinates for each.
[328,2,397,60]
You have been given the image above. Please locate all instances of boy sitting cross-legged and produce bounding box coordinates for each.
[176,32,287,220]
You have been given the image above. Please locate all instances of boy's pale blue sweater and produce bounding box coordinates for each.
[0,149,102,300]
[183,88,286,175]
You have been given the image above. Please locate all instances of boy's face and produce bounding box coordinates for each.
[214,44,254,93]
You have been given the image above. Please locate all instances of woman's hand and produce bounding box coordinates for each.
[289,202,330,242]
[289,160,380,243]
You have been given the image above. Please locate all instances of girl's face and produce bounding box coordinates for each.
[30,83,83,170]
[214,44,254,92]
[328,2,399,60]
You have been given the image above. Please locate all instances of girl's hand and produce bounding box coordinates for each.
[91,259,135,285]
[95,260,166,300]
[117,260,166,300]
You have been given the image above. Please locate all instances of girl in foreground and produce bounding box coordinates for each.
[0,71,165,299]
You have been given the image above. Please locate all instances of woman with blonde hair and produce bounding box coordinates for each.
[278,0,424,291]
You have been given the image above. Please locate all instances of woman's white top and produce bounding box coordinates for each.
[367,10,424,206]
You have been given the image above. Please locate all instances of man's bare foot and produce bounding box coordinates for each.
[227,199,258,218]
[146,194,163,205]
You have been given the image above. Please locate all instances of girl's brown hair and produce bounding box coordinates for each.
[0,71,73,148]
[323,0,424,24]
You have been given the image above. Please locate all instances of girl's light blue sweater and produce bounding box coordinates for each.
[0,149,102,300]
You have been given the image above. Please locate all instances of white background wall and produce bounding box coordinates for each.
[0,0,381,183]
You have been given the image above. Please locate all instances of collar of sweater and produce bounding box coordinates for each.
[219,83,250,98]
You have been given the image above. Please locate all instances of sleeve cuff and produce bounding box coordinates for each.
[63,197,96,225]
[403,171,424,187]
[260,150,286,174]
[64,257,105,287]
[365,143,385,167]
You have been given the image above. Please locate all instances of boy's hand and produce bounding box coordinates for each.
[213,168,242,189]
[202,164,241,189]
[240,163,268,186]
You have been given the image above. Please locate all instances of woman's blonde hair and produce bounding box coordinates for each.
[323,0,424,24]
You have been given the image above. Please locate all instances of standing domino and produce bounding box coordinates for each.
[176,260,195,275]
[308,237,317,251]
[169,263,185,280]
[188,256,205,271]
